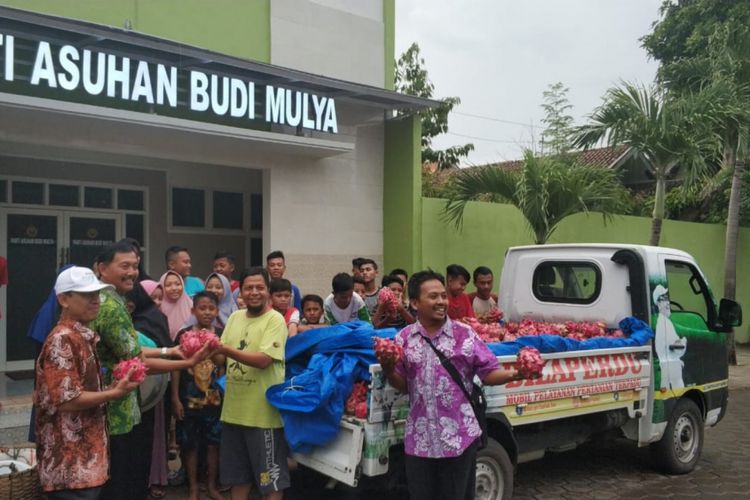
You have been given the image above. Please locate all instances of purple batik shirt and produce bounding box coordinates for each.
[393,318,500,458]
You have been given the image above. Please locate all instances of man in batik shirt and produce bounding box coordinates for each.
[376,270,521,500]
[35,267,140,499]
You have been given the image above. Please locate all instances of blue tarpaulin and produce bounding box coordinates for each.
[267,317,653,453]
[486,317,654,356]
[266,321,396,453]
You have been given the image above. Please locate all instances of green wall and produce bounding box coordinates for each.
[421,197,750,343]
[384,115,422,274]
[0,0,271,62]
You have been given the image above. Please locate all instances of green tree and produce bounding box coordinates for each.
[540,82,575,156]
[442,150,629,244]
[395,43,474,169]
[572,82,718,246]
[643,1,750,363]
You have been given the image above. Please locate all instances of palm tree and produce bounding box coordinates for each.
[443,150,629,244]
[572,82,718,246]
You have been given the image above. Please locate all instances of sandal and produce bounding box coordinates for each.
[149,486,167,498]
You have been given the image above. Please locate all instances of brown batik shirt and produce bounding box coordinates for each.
[34,319,109,492]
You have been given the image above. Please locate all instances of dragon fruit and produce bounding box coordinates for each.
[113,357,147,383]
[346,381,369,416]
[378,287,399,314]
[515,347,545,379]
[180,329,221,357]
[355,401,369,419]
[373,337,404,363]
[474,317,626,346]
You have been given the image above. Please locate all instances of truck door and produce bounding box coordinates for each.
[656,258,727,417]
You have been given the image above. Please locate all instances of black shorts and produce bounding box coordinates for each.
[177,413,222,451]
[219,423,290,494]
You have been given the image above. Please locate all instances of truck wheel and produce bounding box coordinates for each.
[475,439,513,500]
[650,398,704,474]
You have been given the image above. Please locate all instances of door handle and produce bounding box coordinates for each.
[669,343,686,350]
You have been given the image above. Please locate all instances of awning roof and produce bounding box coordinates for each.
[0,5,439,111]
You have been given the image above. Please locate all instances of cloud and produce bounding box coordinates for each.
[395,0,661,165]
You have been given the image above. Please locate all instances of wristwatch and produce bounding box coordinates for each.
[160,347,168,359]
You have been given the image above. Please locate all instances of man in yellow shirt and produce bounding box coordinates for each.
[217,267,289,500]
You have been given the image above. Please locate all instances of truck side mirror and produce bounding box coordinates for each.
[718,299,742,328]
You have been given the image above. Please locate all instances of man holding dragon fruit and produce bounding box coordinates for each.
[375,269,540,500]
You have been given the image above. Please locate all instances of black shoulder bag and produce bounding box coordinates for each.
[423,336,488,449]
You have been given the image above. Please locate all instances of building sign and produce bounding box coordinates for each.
[0,32,338,133]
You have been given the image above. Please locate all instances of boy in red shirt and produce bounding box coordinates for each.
[446,264,475,321]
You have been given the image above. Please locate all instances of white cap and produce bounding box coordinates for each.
[55,267,114,295]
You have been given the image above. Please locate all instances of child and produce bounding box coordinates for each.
[359,259,380,317]
[140,280,163,307]
[468,266,499,317]
[353,275,366,300]
[212,251,240,292]
[372,275,415,329]
[204,272,238,328]
[171,292,226,500]
[446,264,476,321]
[389,268,410,306]
[270,278,300,337]
[266,250,303,311]
[351,257,365,279]
[298,294,329,333]
[324,273,372,325]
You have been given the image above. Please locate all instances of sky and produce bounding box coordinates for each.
[395,0,663,165]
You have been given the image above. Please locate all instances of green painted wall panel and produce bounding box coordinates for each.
[0,1,136,27]
[0,0,271,62]
[383,0,395,90]
[384,115,422,273]
[420,198,750,343]
[135,0,270,62]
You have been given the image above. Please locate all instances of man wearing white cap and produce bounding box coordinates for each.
[34,266,142,499]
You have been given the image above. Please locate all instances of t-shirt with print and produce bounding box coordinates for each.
[221,308,287,428]
[363,288,380,318]
[90,289,142,435]
[324,293,371,325]
[175,326,224,418]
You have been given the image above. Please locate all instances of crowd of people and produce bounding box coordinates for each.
[33,238,519,500]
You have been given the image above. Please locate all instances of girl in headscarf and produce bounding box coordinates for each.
[159,271,193,341]
[140,279,164,308]
[204,272,238,328]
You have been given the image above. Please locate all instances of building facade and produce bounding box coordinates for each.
[0,1,428,370]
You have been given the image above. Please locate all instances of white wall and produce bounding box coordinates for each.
[270,0,386,88]
[262,106,385,297]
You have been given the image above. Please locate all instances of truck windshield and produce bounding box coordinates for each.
[664,260,715,326]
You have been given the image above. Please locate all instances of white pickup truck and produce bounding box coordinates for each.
[292,244,742,499]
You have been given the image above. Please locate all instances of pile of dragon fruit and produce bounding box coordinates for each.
[378,287,400,315]
[345,381,369,418]
[113,357,148,383]
[179,329,222,357]
[466,315,625,344]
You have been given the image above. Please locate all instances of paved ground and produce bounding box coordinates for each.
[511,388,750,499]
[163,345,750,499]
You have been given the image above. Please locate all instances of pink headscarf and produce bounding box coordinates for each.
[158,271,193,340]
[140,280,161,297]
